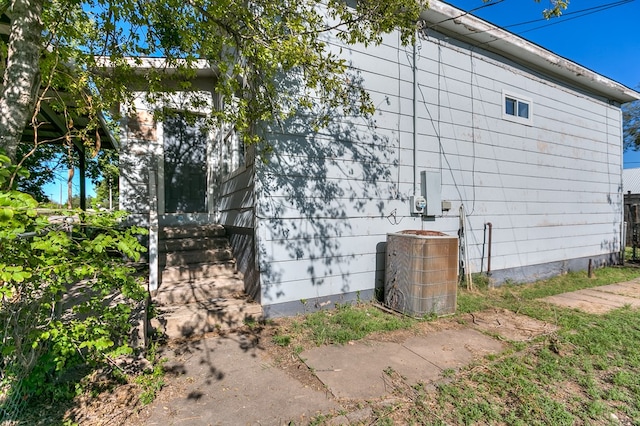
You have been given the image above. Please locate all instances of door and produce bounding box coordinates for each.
[162,113,208,213]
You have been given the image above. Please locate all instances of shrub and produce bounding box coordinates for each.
[0,152,147,418]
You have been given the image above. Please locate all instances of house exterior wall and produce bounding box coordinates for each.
[218,162,260,301]
[255,27,626,317]
[119,89,217,226]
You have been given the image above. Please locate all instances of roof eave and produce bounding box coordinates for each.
[421,1,640,104]
[95,56,218,78]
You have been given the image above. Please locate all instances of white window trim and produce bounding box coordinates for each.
[219,126,247,181]
[502,90,533,125]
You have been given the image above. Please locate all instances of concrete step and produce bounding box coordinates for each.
[160,248,234,267]
[151,298,263,339]
[160,236,230,253]
[161,261,240,285]
[153,276,245,305]
[160,224,226,239]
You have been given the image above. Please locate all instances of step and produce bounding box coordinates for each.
[161,261,240,285]
[153,276,245,305]
[160,236,231,253]
[160,248,234,267]
[160,224,226,240]
[151,298,263,339]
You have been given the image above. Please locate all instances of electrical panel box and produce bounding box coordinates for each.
[421,171,442,216]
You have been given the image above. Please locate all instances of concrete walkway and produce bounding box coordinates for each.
[302,328,503,400]
[139,279,640,425]
[541,279,640,314]
[142,334,339,425]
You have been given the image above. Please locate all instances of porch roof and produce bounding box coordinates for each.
[1,13,118,151]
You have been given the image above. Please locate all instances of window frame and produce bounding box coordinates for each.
[502,90,533,125]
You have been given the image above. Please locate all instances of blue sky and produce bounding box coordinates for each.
[43,156,94,204]
[443,0,640,167]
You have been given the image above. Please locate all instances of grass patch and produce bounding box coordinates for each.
[267,266,640,425]
[272,333,292,347]
[301,303,416,345]
[135,360,166,406]
[134,343,167,406]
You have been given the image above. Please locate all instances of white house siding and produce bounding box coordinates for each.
[218,164,260,301]
[254,24,628,316]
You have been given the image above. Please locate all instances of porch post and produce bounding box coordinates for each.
[148,160,159,292]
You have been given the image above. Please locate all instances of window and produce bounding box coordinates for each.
[502,91,532,124]
[221,127,245,176]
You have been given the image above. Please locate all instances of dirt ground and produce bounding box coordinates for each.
[17,308,559,425]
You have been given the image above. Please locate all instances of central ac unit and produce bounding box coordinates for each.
[385,230,458,317]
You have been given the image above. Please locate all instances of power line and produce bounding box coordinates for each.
[427,0,636,44]
[502,0,634,30]
[512,0,636,36]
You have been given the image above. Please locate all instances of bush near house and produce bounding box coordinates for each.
[0,153,148,421]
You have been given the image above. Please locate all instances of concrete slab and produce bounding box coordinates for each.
[542,291,624,314]
[402,329,504,371]
[592,281,640,299]
[465,309,558,341]
[301,329,503,401]
[143,334,339,425]
[579,288,640,308]
[127,278,640,425]
[301,340,441,400]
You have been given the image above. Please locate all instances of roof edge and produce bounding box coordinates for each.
[95,56,217,77]
[421,1,640,104]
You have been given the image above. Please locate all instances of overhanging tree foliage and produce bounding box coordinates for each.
[623,98,640,151]
[0,153,147,416]
[0,0,570,166]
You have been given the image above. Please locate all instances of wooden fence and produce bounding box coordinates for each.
[624,193,640,247]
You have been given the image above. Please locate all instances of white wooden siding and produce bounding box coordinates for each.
[218,166,255,228]
[256,26,625,308]
[119,101,158,217]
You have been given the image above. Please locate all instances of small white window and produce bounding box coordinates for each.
[502,91,533,124]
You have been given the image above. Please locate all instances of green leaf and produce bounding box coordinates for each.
[0,207,14,220]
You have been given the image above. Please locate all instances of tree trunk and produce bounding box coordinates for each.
[67,165,74,209]
[67,147,74,209]
[0,0,44,162]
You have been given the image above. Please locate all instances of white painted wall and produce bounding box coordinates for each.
[116,18,629,317]
[254,26,625,314]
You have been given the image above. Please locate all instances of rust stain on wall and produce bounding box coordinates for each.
[537,140,550,154]
[127,110,157,141]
